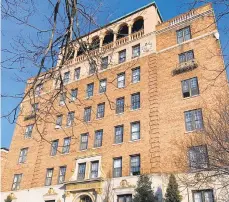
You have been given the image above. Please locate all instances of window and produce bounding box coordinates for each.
[58,166,66,184]
[84,107,91,122]
[31,103,38,114]
[113,158,122,177]
[179,50,194,63]
[116,97,125,114]
[56,115,63,128]
[193,189,214,202]
[117,194,132,202]
[130,155,140,175]
[45,168,53,186]
[80,133,88,150]
[131,122,140,141]
[71,89,78,101]
[132,44,140,58]
[63,71,70,84]
[185,109,203,132]
[59,92,66,105]
[132,67,140,83]
[117,73,125,88]
[99,79,107,93]
[97,103,105,119]
[66,111,74,127]
[18,148,28,163]
[182,77,199,98]
[188,145,209,170]
[119,49,126,63]
[90,161,99,179]
[35,84,43,96]
[74,67,81,80]
[89,60,96,75]
[62,137,71,154]
[94,130,103,148]
[177,26,191,44]
[131,93,140,110]
[101,56,108,69]
[78,163,86,180]
[50,140,59,156]
[86,83,94,98]
[12,174,22,191]
[115,125,123,144]
[24,124,33,138]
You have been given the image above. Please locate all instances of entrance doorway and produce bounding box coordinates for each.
[80,195,93,202]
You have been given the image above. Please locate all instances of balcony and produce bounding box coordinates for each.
[172,59,198,76]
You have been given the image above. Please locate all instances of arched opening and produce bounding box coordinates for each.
[90,36,100,50]
[103,30,114,45]
[77,42,87,56]
[79,195,93,202]
[132,17,144,33]
[117,24,128,39]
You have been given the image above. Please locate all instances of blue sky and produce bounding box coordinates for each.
[1,0,229,148]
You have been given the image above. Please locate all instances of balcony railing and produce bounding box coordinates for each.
[172,59,198,76]
[130,29,144,41]
[116,36,129,47]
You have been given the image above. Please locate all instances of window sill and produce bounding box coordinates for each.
[96,117,104,120]
[115,112,124,116]
[112,143,123,146]
[80,149,88,152]
[183,94,200,100]
[130,108,141,112]
[184,129,203,134]
[55,125,62,129]
[131,81,140,85]
[129,139,141,143]
[92,146,102,149]
[61,153,70,156]
[85,96,93,100]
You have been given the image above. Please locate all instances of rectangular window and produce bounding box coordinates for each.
[56,115,63,128]
[177,26,191,44]
[132,44,140,58]
[193,189,214,202]
[50,140,59,156]
[71,89,78,101]
[182,77,199,98]
[58,166,66,184]
[31,103,38,114]
[132,67,140,83]
[101,56,108,69]
[99,79,107,94]
[131,122,140,141]
[116,97,125,114]
[185,109,203,132]
[84,107,91,122]
[179,50,194,63]
[18,148,28,163]
[12,174,22,191]
[189,145,209,170]
[113,158,122,178]
[74,67,81,80]
[45,168,54,186]
[117,194,132,202]
[59,92,66,105]
[119,49,126,63]
[62,137,71,154]
[35,84,43,96]
[63,71,70,84]
[97,103,105,119]
[131,93,140,110]
[80,133,88,150]
[77,163,86,180]
[86,83,94,98]
[90,161,99,179]
[130,155,140,175]
[89,60,96,75]
[24,124,33,138]
[115,125,123,144]
[94,130,103,148]
[66,111,74,127]
[117,73,125,88]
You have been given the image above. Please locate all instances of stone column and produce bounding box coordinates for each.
[128,23,133,40]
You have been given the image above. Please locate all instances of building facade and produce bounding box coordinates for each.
[1,2,228,202]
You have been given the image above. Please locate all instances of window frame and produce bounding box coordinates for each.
[63,71,70,84]
[62,137,71,154]
[192,189,214,202]
[113,157,122,178]
[94,130,103,148]
[132,44,140,58]
[117,194,133,202]
[84,107,92,122]
[59,92,66,106]
[77,163,86,181]
[114,125,124,144]
[119,49,126,63]
[45,168,54,186]
[99,79,107,94]
[56,115,63,127]
[176,26,191,44]
[97,103,105,119]
[90,161,99,179]
[179,50,194,63]
[86,83,94,98]
[116,97,125,114]
[181,77,199,98]
[18,148,28,164]
[58,166,67,184]
[66,111,75,127]
[131,92,140,110]
[11,174,22,191]
[74,67,81,80]
[80,133,89,151]
[132,67,140,83]
[50,139,59,156]
[24,124,33,138]
[131,121,140,141]
[101,56,109,69]
[117,72,125,88]
[71,88,78,101]
[130,154,140,176]
[184,109,203,132]
[89,60,96,75]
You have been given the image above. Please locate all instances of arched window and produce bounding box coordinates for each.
[103,30,114,45]
[77,42,87,56]
[80,195,92,202]
[90,36,100,50]
[132,17,144,33]
[117,24,128,39]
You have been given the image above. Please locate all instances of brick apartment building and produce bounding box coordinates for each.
[1,2,228,202]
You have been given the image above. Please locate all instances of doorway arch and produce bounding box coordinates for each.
[73,192,95,202]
